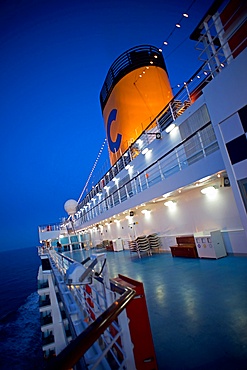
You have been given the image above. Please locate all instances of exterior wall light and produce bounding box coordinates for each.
[164,200,176,208]
[165,123,176,133]
[142,148,149,155]
[141,209,151,215]
[201,186,217,195]
[163,192,171,198]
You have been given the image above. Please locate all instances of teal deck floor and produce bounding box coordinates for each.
[69,249,247,370]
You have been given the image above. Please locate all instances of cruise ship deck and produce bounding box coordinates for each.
[64,248,247,370]
[38,1,247,368]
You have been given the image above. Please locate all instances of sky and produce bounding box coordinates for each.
[0,0,215,251]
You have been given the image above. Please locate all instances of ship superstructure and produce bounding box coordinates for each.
[37,0,247,368]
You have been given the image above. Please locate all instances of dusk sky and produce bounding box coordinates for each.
[0,0,214,251]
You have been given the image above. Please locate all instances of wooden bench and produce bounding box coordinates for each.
[170,236,198,258]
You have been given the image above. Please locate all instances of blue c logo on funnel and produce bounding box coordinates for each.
[107,109,122,153]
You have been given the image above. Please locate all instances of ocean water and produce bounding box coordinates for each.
[0,247,44,369]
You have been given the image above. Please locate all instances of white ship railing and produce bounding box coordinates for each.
[43,249,137,370]
[76,121,218,224]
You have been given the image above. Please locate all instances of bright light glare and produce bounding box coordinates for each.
[201,186,217,195]
[165,123,176,133]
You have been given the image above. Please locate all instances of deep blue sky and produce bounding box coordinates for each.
[0,0,214,251]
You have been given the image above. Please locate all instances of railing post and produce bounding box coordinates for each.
[145,171,149,188]
[175,148,182,171]
[137,172,142,192]
[198,131,206,157]
[169,102,176,121]
[158,161,165,180]
[184,82,192,103]
[204,21,221,76]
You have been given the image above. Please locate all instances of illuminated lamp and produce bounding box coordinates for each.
[198,176,210,183]
[201,186,217,195]
[165,123,176,133]
[142,148,149,155]
[163,192,171,198]
[141,209,151,215]
[164,200,176,208]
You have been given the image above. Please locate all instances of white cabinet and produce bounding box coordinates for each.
[112,238,124,252]
[194,230,227,259]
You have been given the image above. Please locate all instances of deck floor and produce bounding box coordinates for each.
[68,248,247,370]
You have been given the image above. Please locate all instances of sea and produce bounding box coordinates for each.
[0,247,44,369]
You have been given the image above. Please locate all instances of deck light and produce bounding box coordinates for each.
[164,200,176,208]
[165,123,176,133]
[199,176,210,183]
[163,192,171,198]
[141,209,151,215]
[201,186,217,195]
[142,148,149,155]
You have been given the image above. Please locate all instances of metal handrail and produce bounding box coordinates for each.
[77,121,218,223]
[100,45,167,110]
[45,283,136,370]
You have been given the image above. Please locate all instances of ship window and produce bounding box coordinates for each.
[41,258,51,271]
[238,177,247,213]
[239,104,247,132]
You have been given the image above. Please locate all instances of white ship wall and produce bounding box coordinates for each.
[88,183,245,254]
[204,48,247,241]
